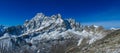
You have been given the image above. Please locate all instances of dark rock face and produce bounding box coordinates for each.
[5,25,24,35]
[0,25,5,36]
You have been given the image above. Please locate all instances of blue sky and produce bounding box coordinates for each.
[0,0,120,28]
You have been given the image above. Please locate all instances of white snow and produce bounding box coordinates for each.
[93,25,99,28]
[77,38,83,46]
[111,27,120,30]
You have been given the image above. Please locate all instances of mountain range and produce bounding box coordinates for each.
[0,13,119,53]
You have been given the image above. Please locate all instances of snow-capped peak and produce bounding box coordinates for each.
[111,27,120,30]
[93,25,99,28]
[24,13,62,27]
[34,13,45,19]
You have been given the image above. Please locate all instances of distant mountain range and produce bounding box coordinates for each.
[0,13,119,53]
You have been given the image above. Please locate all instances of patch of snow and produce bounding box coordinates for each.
[77,38,83,46]
[93,25,99,28]
[111,27,120,30]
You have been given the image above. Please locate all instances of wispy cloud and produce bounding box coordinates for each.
[81,21,120,28]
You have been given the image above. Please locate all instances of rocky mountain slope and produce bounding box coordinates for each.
[0,13,119,53]
[77,29,120,53]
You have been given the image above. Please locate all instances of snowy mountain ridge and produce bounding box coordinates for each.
[0,13,113,53]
